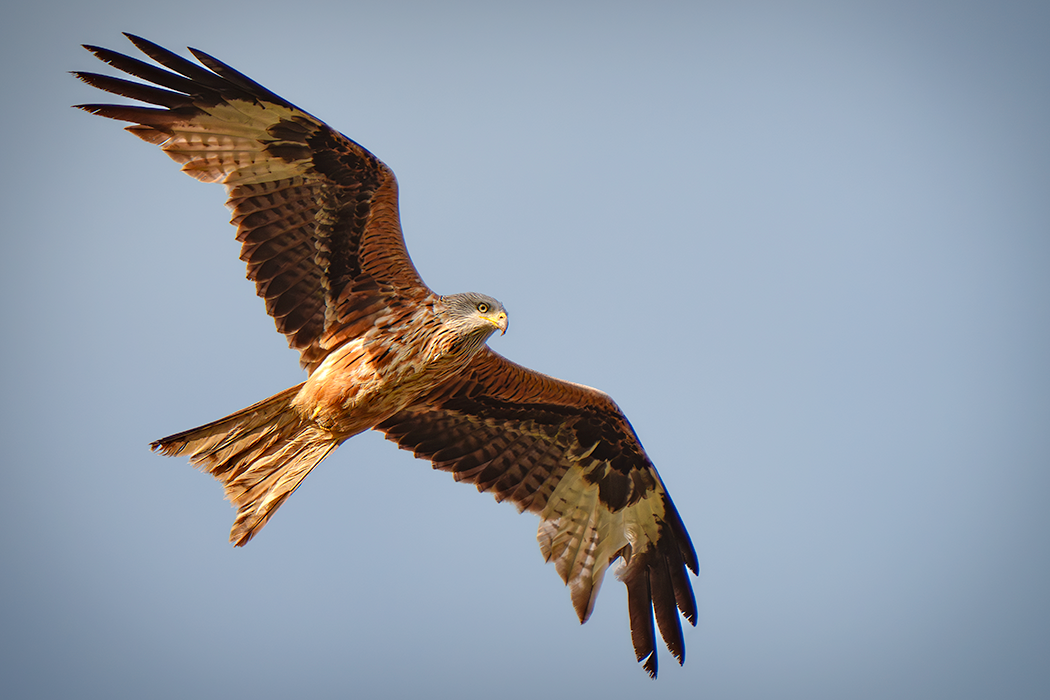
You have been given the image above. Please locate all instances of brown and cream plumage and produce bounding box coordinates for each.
[75,33,698,677]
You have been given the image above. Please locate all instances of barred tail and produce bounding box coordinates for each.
[151,382,338,546]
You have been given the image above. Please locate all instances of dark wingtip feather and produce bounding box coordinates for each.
[187,46,292,106]
[72,71,190,108]
[670,556,698,627]
[79,42,207,96]
[662,492,699,576]
[82,43,131,66]
[623,557,659,678]
[71,103,115,115]
[643,652,658,679]
[119,33,234,92]
[649,549,686,666]
[122,33,175,60]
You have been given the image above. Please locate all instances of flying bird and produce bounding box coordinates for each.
[75,34,698,677]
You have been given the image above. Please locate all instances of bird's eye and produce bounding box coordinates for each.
[477,302,489,313]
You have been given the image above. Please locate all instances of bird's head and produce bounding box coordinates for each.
[442,292,508,354]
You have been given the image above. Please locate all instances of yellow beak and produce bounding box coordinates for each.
[490,311,508,335]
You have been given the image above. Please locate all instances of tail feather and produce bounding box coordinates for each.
[152,382,339,545]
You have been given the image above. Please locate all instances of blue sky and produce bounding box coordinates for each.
[2,1,1049,698]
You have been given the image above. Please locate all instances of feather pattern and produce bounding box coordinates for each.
[149,383,339,545]
[378,349,698,677]
[75,33,426,371]
[76,35,698,677]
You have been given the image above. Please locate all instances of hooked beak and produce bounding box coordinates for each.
[492,311,508,335]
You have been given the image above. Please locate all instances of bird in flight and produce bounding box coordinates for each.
[75,33,698,677]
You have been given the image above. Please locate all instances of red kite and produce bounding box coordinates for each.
[75,34,698,676]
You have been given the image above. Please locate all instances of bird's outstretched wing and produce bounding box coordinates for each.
[378,349,698,677]
[74,34,428,371]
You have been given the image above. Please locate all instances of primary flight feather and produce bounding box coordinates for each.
[75,33,698,677]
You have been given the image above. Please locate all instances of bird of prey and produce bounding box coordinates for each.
[75,33,698,677]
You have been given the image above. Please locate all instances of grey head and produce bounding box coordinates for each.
[441,292,508,356]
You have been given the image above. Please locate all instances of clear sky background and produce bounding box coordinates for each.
[2,1,1048,698]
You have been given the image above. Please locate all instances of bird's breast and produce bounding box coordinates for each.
[292,309,473,436]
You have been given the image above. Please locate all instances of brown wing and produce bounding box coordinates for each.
[377,349,699,677]
[74,34,428,371]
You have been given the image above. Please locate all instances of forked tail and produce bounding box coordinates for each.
[151,382,338,545]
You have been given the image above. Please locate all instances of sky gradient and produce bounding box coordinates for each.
[2,1,1049,698]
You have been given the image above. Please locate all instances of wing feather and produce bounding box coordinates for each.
[377,348,698,677]
[77,34,698,676]
[75,34,428,371]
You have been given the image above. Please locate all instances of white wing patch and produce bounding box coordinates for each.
[537,461,667,622]
[126,100,311,186]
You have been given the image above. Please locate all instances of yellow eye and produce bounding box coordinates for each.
[477,302,489,313]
